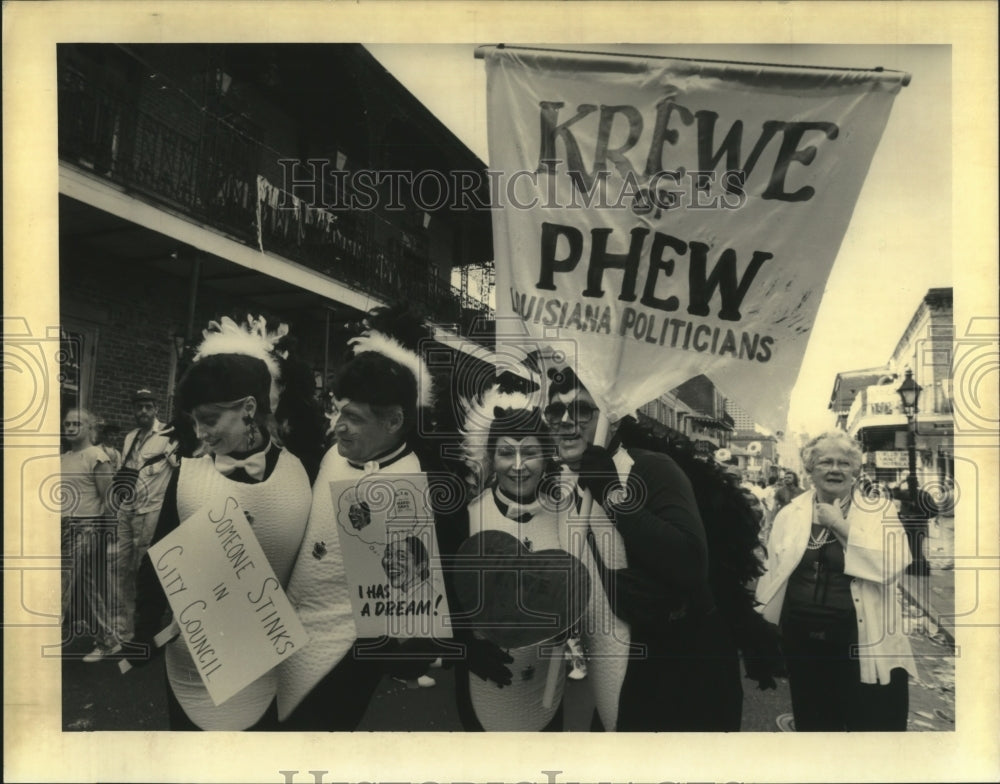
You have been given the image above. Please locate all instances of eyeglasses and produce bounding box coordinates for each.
[543,401,598,427]
[815,458,855,470]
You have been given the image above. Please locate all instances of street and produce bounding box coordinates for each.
[62,608,955,733]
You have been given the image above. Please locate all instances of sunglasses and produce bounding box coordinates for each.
[543,401,598,426]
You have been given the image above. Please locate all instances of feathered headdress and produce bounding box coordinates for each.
[459,387,543,493]
[193,315,289,412]
[348,330,434,409]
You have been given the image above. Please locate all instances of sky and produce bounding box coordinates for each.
[366,43,951,442]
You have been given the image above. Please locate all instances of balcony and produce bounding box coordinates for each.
[57,55,493,325]
[846,381,954,438]
[845,386,908,437]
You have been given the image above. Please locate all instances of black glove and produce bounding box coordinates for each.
[464,636,513,687]
[577,445,623,508]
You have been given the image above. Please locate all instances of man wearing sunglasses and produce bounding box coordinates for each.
[545,367,744,732]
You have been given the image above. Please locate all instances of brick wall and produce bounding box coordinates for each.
[60,248,335,451]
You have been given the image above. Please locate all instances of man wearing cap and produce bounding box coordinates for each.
[112,388,176,643]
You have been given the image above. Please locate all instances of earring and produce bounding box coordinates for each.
[244,414,257,450]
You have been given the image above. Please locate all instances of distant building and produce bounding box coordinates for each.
[724,398,757,433]
[637,389,695,439]
[830,288,953,487]
[722,398,784,482]
[729,431,780,484]
[828,366,891,430]
[668,375,735,455]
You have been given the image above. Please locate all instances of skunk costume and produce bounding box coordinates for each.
[131,316,316,731]
[276,310,466,730]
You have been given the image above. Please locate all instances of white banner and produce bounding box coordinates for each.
[147,493,308,706]
[486,47,907,429]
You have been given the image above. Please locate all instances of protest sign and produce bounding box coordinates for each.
[485,47,909,429]
[146,492,308,706]
[330,472,451,638]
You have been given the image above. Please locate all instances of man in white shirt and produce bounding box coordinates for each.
[112,388,176,642]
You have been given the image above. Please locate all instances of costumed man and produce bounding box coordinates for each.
[276,327,459,730]
[112,388,177,644]
[546,367,776,731]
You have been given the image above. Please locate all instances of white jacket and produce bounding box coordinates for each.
[755,489,916,684]
[121,419,176,513]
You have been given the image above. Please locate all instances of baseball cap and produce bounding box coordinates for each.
[132,388,156,403]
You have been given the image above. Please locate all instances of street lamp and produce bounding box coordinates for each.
[897,369,925,573]
[897,368,922,486]
[897,368,921,414]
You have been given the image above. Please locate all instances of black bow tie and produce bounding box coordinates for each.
[493,493,534,523]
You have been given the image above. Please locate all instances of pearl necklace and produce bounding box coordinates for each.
[806,525,833,550]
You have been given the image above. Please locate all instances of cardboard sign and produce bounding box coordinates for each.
[146,493,308,706]
[330,472,451,639]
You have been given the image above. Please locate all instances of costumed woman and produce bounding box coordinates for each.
[454,391,620,731]
[455,392,562,730]
[129,315,317,731]
[755,430,916,731]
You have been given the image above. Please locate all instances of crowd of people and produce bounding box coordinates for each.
[60,305,920,732]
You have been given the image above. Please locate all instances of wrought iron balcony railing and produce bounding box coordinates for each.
[58,59,494,324]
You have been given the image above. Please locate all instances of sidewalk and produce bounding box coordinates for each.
[897,515,955,646]
[899,567,955,646]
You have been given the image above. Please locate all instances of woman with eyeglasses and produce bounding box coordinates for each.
[130,317,318,730]
[545,368,744,732]
[756,430,916,730]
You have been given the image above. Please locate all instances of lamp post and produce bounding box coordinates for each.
[896,369,922,499]
[897,369,925,573]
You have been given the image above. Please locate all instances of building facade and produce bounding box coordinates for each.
[57,44,494,439]
[832,288,954,488]
[723,398,782,482]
